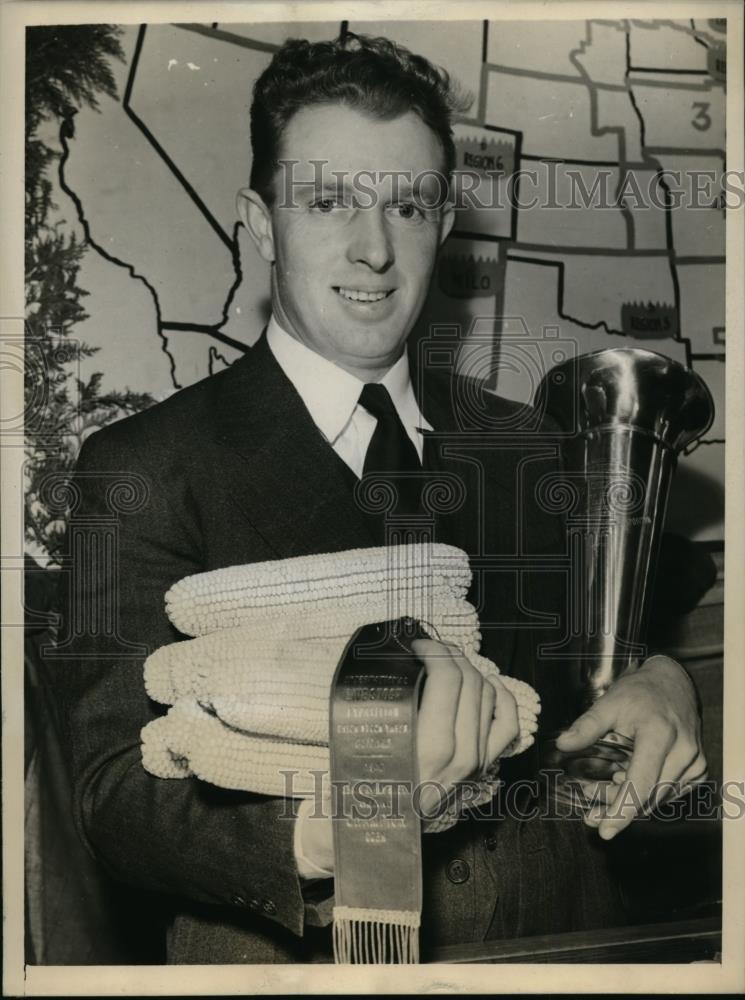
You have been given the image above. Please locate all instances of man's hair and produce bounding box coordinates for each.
[249,31,471,205]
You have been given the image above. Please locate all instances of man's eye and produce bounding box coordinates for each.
[311,198,341,213]
[389,202,423,221]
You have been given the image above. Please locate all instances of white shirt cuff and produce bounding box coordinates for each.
[294,797,334,880]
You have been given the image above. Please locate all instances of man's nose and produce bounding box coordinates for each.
[346,207,394,271]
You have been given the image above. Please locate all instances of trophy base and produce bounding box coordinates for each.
[542,731,635,814]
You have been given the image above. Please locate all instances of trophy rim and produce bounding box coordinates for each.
[534,346,716,448]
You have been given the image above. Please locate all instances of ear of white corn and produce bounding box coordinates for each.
[144,635,541,752]
[142,698,330,796]
[141,543,542,831]
[144,635,348,737]
[144,595,483,712]
[165,542,472,638]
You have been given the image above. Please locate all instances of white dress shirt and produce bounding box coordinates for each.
[266,316,432,472]
[265,316,432,879]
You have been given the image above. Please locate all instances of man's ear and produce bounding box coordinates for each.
[439,201,456,246]
[237,188,275,263]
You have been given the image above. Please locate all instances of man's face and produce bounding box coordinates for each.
[240,103,455,378]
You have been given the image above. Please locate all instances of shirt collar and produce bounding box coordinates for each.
[266,317,433,445]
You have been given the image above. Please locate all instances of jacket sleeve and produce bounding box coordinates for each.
[54,425,315,937]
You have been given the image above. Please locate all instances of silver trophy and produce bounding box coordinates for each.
[534,348,715,807]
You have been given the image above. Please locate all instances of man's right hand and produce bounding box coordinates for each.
[298,638,519,874]
[413,638,519,818]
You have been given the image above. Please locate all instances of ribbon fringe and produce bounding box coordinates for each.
[332,906,420,964]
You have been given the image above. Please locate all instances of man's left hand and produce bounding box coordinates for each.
[555,655,708,840]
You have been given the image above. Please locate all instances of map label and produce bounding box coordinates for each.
[438,254,499,298]
[620,301,679,338]
[456,135,515,177]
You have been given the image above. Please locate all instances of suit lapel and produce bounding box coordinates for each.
[212,334,375,558]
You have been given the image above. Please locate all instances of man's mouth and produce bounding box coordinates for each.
[333,287,395,303]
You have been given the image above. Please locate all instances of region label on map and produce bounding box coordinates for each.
[438,253,501,299]
[456,135,516,176]
[620,301,679,338]
[451,125,516,238]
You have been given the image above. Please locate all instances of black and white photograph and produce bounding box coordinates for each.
[2,0,744,993]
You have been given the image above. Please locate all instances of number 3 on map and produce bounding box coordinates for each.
[691,102,712,132]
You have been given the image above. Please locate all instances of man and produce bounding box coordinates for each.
[57,33,705,963]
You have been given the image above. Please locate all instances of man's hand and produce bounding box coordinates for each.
[555,654,707,840]
[413,638,520,818]
[299,638,519,872]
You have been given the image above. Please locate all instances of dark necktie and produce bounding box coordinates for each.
[359,382,422,520]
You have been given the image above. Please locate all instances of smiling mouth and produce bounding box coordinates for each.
[333,287,395,303]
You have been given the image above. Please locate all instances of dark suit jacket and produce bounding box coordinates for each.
[56,333,624,963]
